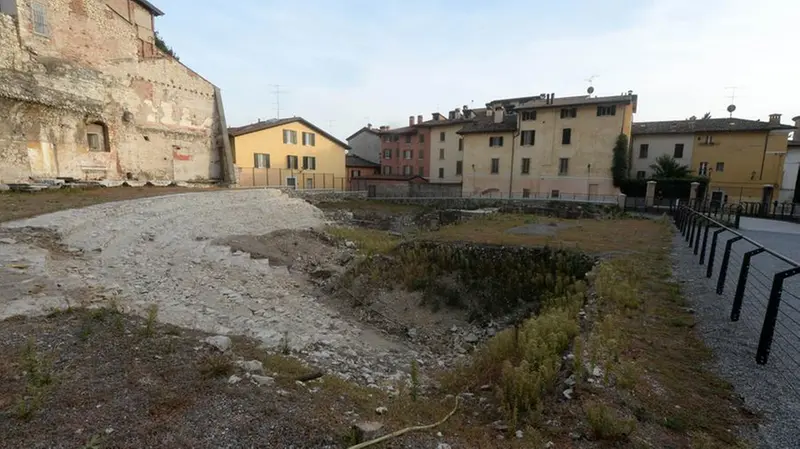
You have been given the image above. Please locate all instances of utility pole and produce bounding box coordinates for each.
[270,84,286,119]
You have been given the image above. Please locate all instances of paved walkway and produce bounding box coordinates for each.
[738,217,800,236]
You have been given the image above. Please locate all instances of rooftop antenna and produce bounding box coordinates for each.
[725,86,738,118]
[270,84,286,119]
[585,75,598,96]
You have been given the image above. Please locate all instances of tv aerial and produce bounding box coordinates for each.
[585,75,598,95]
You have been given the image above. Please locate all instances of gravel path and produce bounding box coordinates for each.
[672,227,800,449]
[1,189,408,384]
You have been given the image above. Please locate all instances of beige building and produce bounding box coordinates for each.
[418,108,483,184]
[460,92,637,198]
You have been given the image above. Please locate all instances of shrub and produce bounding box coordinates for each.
[585,402,636,440]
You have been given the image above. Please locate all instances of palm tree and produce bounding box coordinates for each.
[649,155,692,178]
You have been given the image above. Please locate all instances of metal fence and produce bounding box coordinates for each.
[675,204,800,397]
[368,190,620,204]
[237,168,347,190]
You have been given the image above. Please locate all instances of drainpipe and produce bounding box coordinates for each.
[509,128,520,198]
[760,131,770,180]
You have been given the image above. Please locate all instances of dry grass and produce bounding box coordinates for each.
[315,199,427,214]
[325,226,401,255]
[424,213,665,254]
[0,186,215,223]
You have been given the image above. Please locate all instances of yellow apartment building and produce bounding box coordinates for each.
[229,117,349,189]
[460,92,637,198]
[633,115,794,203]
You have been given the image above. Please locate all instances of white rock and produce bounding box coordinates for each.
[516,430,523,439]
[437,444,452,449]
[237,360,264,374]
[464,333,479,343]
[204,335,232,352]
[0,238,16,245]
[407,328,418,338]
[562,388,573,400]
[450,325,458,333]
[545,441,555,448]
[251,375,275,386]
[228,375,242,384]
[592,366,603,377]
[436,431,443,438]
[564,374,576,386]
[375,406,388,415]
[354,421,383,439]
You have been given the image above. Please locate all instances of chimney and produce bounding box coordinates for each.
[409,116,414,126]
[367,123,372,129]
[417,114,423,124]
[550,93,555,105]
[432,112,442,121]
[769,113,782,126]
[493,107,504,124]
[448,111,455,120]
[793,116,800,135]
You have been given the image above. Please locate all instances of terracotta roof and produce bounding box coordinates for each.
[228,117,350,149]
[417,118,473,128]
[346,155,380,168]
[457,114,518,135]
[506,94,638,113]
[135,0,164,16]
[377,126,418,135]
[346,126,378,141]
[632,118,795,135]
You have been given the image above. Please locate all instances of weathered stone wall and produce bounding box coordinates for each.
[0,0,223,183]
[364,197,620,218]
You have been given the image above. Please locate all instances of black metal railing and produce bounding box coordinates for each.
[675,204,800,397]
[736,201,800,222]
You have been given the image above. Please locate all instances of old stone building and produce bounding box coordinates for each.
[0,0,233,183]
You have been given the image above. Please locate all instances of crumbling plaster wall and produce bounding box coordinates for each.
[0,0,222,183]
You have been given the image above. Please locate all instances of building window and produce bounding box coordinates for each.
[522,188,531,198]
[383,135,391,143]
[418,166,424,176]
[382,165,392,175]
[639,144,649,158]
[558,158,569,175]
[282,129,298,144]
[674,143,684,158]
[551,190,560,199]
[458,139,463,151]
[439,148,445,160]
[393,135,400,142]
[522,111,537,121]
[86,122,109,152]
[560,108,577,119]
[489,136,504,147]
[351,169,361,177]
[286,155,299,169]
[418,149,424,159]
[383,149,392,159]
[403,165,412,175]
[405,135,411,144]
[419,134,425,143]
[456,160,463,175]
[698,162,709,176]
[302,156,316,170]
[715,162,725,172]
[636,170,646,179]
[31,2,49,36]
[438,168,444,178]
[521,158,531,174]
[302,132,316,146]
[561,129,571,145]
[699,135,714,145]
[440,131,446,142]
[597,105,617,116]
[254,153,270,168]
[521,130,535,146]
[490,158,500,174]
[403,150,413,160]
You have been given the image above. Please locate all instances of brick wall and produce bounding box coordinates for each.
[0,0,225,183]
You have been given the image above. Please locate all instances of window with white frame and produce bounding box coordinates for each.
[302,132,316,146]
[254,153,270,168]
[302,156,316,170]
[283,129,298,144]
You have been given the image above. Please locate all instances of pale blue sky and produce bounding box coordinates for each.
[156,0,800,139]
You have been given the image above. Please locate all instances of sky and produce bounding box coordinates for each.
[156,0,800,140]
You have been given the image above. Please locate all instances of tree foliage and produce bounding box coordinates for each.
[649,155,692,179]
[154,32,179,60]
[611,134,629,187]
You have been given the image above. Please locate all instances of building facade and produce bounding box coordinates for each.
[633,116,794,203]
[0,0,231,184]
[460,92,637,197]
[418,108,479,184]
[346,154,379,183]
[346,125,380,164]
[229,117,348,189]
[630,132,695,179]
[377,115,430,177]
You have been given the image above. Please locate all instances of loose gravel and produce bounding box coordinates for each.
[671,232,800,449]
[1,189,409,384]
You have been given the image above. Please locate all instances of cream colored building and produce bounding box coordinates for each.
[460,93,637,198]
[418,108,484,184]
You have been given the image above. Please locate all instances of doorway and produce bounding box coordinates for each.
[761,185,774,216]
[305,178,314,190]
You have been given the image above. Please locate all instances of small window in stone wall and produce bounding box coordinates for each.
[86,122,109,152]
[31,1,49,36]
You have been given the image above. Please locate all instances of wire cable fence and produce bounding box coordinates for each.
[675,204,800,398]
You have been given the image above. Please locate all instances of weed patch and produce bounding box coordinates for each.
[584,401,636,441]
[197,354,234,378]
[13,339,55,420]
[325,226,400,255]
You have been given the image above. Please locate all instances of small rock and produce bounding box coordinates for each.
[228,375,242,384]
[436,431,443,438]
[375,406,388,415]
[516,430,523,439]
[464,333,479,343]
[344,240,356,249]
[436,444,451,449]
[563,388,573,400]
[237,360,264,374]
[407,328,418,338]
[565,353,575,361]
[490,420,509,431]
[0,238,16,245]
[684,307,696,314]
[592,366,603,377]
[565,374,576,386]
[251,375,274,386]
[450,325,458,333]
[479,384,492,391]
[570,432,581,440]
[545,442,555,448]
[203,335,232,352]
[353,421,383,442]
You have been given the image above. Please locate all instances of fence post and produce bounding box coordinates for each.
[693,217,703,254]
[734,205,742,229]
[756,267,800,364]
[699,222,714,265]
[716,236,743,294]
[688,213,697,244]
[731,248,765,321]
[706,228,726,278]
